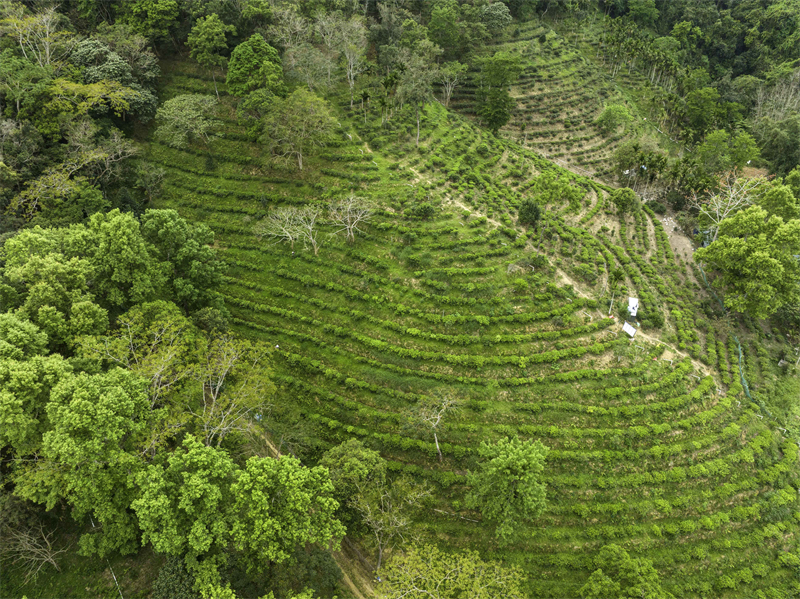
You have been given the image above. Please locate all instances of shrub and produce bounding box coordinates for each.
[518,198,541,227]
[595,104,632,135]
[512,278,529,293]
[152,557,196,599]
[412,202,436,219]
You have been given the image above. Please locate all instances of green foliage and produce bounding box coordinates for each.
[155,94,220,149]
[610,187,638,216]
[260,89,336,170]
[230,455,345,573]
[320,438,387,504]
[628,0,659,26]
[695,129,760,176]
[466,436,549,543]
[226,34,284,98]
[133,435,237,560]
[518,198,541,227]
[477,87,516,135]
[141,209,224,311]
[757,183,800,221]
[476,51,523,135]
[152,556,196,599]
[695,205,800,318]
[123,0,180,42]
[481,2,513,33]
[595,104,632,136]
[187,14,236,95]
[580,544,674,599]
[379,544,525,598]
[16,368,149,557]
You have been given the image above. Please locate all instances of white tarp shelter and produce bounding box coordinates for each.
[622,321,637,337]
[627,297,639,317]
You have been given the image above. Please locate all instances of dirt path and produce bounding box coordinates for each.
[447,196,504,228]
[555,266,713,377]
[657,213,701,286]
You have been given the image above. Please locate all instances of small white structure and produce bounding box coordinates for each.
[622,321,637,338]
[627,297,639,318]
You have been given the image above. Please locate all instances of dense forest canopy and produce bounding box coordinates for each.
[1,0,799,598]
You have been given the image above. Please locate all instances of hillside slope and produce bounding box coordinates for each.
[147,59,800,599]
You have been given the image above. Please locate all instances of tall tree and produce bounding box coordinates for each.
[140,209,224,312]
[188,335,274,447]
[339,16,368,108]
[694,205,800,318]
[408,394,460,462]
[328,195,373,243]
[15,369,149,558]
[0,4,78,69]
[352,476,431,570]
[397,54,437,146]
[689,172,766,242]
[466,436,549,544]
[319,438,387,510]
[438,61,467,108]
[476,52,523,135]
[259,89,336,170]
[610,187,639,217]
[229,455,345,573]
[580,544,674,599]
[132,435,237,592]
[187,14,236,100]
[154,94,220,149]
[226,33,284,97]
[123,0,180,44]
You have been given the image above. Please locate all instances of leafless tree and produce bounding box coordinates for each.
[351,477,431,571]
[254,206,303,249]
[189,336,274,447]
[284,43,333,92]
[295,205,324,255]
[1,522,69,583]
[438,61,468,108]
[329,195,373,243]
[0,4,78,70]
[339,16,368,108]
[754,68,800,122]
[689,171,768,242]
[81,312,194,410]
[267,5,309,50]
[410,394,461,462]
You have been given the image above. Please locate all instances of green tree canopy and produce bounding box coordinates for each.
[518,198,541,227]
[695,129,760,176]
[123,0,180,43]
[259,88,336,170]
[187,14,236,99]
[595,104,632,136]
[140,209,224,312]
[154,94,220,149]
[230,455,345,573]
[757,183,800,222]
[15,368,149,557]
[379,544,525,599]
[695,205,800,318]
[320,438,387,503]
[465,436,549,544]
[611,187,639,216]
[580,544,674,599]
[226,33,284,97]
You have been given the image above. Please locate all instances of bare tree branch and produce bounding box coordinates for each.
[689,170,768,242]
[328,195,373,243]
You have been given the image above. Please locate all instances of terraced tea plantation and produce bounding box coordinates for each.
[149,60,800,598]
[451,19,669,181]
